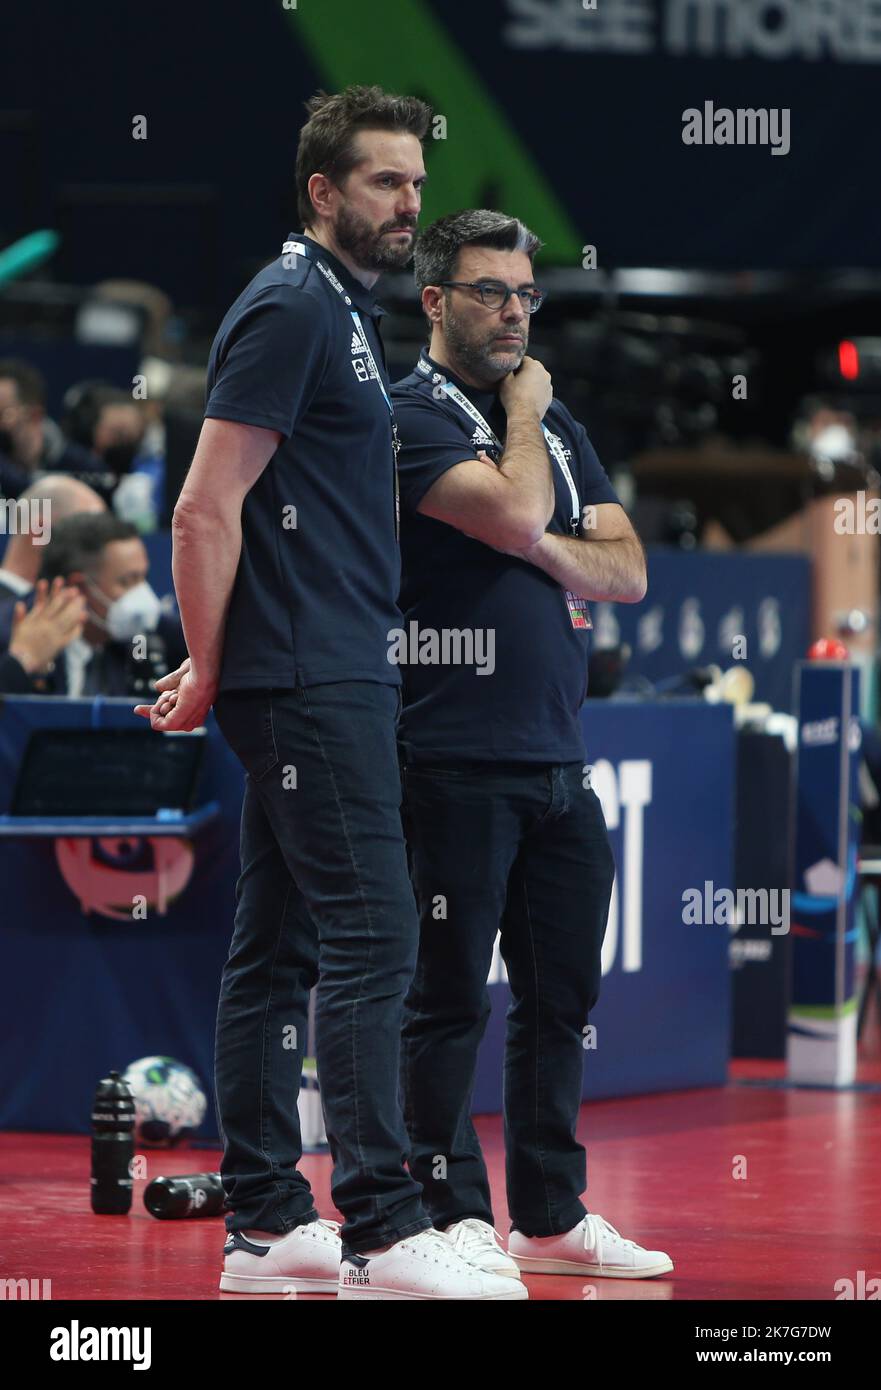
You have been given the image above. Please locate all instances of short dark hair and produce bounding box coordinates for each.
[413,210,544,301]
[40,513,140,583]
[0,358,47,409]
[296,84,431,228]
[62,381,135,449]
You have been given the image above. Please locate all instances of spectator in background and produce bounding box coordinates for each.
[131,358,207,526]
[0,577,86,695]
[0,451,28,503]
[0,475,106,646]
[63,381,145,474]
[0,475,106,601]
[19,513,185,697]
[62,380,158,527]
[0,359,96,488]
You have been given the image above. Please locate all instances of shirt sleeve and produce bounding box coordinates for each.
[204,283,329,440]
[0,652,34,695]
[566,412,621,508]
[393,391,481,512]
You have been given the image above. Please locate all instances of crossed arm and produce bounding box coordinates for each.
[417,446,647,604]
[513,505,647,603]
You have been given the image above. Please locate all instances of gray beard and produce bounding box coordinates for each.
[443,311,526,387]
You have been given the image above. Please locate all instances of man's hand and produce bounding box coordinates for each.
[499,355,553,421]
[8,577,86,675]
[134,656,216,731]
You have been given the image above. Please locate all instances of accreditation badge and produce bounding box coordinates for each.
[564,590,592,630]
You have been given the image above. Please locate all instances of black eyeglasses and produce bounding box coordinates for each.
[439,280,545,313]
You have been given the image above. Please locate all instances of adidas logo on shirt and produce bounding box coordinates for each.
[351,331,367,355]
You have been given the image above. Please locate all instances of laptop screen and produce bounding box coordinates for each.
[11,729,206,817]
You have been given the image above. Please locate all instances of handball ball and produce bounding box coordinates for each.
[122,1056,207,1147]
[807,638,850,661]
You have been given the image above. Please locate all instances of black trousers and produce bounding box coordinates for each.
[212,682,432,1253]
[400,757,615,1237]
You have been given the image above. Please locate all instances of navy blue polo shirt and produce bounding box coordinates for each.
[204,232,400,692]
[392,350,621,762]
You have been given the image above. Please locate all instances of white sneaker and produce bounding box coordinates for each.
[219,1219,341,1293]
[443,1218,523,1279]
[338,1228,529,1300]
[509,1213,673,1279]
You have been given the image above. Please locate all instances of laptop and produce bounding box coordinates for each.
[10,728,206,818]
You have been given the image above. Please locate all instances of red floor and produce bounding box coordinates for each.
[3,1021,880,1302]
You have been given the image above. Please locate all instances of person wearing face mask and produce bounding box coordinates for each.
[24,512,185,697]
[61,381,160,527]
[0,476,106,651]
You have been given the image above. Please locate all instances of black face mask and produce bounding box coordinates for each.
[101,440,140,475]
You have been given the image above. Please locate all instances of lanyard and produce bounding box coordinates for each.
[283,238,399,536]
[436,374,591,630]
[430,370,581,536]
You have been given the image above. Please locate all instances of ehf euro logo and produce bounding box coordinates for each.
[546,431,572,462]
[54,836,195,920]
[352,357,378,384]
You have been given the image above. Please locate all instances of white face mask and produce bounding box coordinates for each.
[810,423,855,464]
[88,579,161,641]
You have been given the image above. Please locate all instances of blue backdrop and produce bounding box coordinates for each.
[0,694,733,1138]
[3,0,879,318]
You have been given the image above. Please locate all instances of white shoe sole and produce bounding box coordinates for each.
[337,1282,529,1300]
[219,1271,339,1294]
[456,1262,523,1279]
[510,1254,673,1279]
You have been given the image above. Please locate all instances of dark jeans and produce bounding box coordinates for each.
[212,682,432,1254]
[400,757,615,1237]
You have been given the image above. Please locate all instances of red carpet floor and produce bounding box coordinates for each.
[3,1023,879,1302]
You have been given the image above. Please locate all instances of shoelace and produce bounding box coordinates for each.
[408,1228,476,1267]
[445,1219,504,1259]
[314,1218,341,1240]
[582,1214,639,1273]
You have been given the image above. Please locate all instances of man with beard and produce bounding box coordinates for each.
[136,92,522,1301]
[391,210,673,1282]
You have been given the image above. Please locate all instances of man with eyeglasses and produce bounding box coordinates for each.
[391,209,673,1283]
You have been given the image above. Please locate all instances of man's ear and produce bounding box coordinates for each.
[422,286,443,324]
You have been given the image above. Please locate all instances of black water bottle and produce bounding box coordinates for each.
[91,1070,135,1214]
[144,1172,225,1219]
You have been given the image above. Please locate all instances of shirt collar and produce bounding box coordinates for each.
[416,349,500,414]
[0,567,33,597]
[294,232,387,318]
[66,636,96,662]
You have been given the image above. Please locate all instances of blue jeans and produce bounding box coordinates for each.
[212,682,432,1254]
[400,757,615,1237]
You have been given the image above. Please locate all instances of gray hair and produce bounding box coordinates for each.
[413,210,543,297]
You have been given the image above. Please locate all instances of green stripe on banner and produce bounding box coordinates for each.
[791,998,859,1022]
[282,0,581,262]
